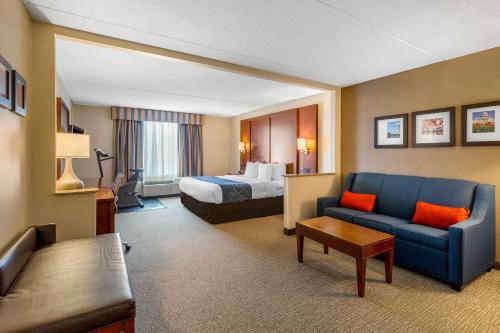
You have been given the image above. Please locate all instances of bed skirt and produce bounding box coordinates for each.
[180,192,284,224]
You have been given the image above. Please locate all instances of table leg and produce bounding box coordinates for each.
[384,248,394,284]
[356,258,366,297]
[297,234,304,263]
[323,244,329,254]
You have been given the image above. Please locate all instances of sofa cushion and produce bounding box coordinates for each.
[376,175,424,220]
[353,214,410,234]
[323,207,372,222]
[0,233,135,333]
[418,178,477,210]
[339,191,376,212]
[393,223,449,251]
[351,172,386,196]
[413,201,470,230]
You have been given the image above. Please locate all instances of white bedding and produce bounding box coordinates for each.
[179,175,284,204]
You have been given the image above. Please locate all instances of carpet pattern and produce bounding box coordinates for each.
[117,197,500,333]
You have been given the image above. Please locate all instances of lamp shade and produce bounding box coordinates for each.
[297,137,307,151]
[238,141,245,152]
[56,133,90,158]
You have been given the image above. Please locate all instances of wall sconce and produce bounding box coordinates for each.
[297,137,309,154]
[239,141,246,153]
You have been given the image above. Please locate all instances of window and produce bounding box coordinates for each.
[143,121,178,181]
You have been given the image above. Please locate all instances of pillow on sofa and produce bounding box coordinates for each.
[412,201,470,230]
[339,191,376,212]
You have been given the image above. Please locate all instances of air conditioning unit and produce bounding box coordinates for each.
[140,179,181,197]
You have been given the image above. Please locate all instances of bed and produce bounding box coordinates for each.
[179,163,293,223]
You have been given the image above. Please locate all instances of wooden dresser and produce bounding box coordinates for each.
[84,176,122,235]
[96,187,116,235]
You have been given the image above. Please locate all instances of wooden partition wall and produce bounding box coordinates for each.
[240,104,318,174]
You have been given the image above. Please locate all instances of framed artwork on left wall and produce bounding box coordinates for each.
[11,70,27,117]
[374,113,408,148]
[0,54,12,110]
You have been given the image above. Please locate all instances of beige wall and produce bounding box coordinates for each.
[72,105,113,181]
[228,92,340,174]
[56,71,73,115]
[31,23,96,242]
[203,116,230,175]
[341,46,500,260]
[284,174,338,230]
[0,1,32,251]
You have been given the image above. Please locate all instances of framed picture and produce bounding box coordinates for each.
[0,54,12,110]
[412,107,455,147]
[374,114,408,148]
[11,70,26,117]
[462,100,500,146]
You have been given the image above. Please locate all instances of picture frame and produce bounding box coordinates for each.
[462,100,500,146]
[11,70,27,117]
[374,113,408,148]
[0,54,12,110]
[412,107,455,147]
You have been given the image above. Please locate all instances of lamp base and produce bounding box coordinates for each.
[56,158,84,191]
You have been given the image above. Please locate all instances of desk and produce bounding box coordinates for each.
[84,177,120,235]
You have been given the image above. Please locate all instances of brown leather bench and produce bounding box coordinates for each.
[0,224,135,333]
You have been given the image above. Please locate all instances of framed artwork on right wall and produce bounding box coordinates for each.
[0,54,12,110]
[374,113,408,148]
[462,100,500,146]
[412,107,455,147]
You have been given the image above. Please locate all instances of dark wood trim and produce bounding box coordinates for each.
[494,261,500,270]
[411,107,455,147]
[0,53,12,110]
[283,227,296,235]
[374,113,408,148]
[89,317,135,333]
[462,100,500,146]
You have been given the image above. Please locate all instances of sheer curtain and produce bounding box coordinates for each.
[143,121,178,181]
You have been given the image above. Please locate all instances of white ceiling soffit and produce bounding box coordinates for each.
[27,0,500,87]
[56,38,322,116]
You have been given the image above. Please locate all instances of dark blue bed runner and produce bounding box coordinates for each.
[192,176,252,203]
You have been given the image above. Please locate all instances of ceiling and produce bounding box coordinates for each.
[56,38,322,116]
[25,0,500,88]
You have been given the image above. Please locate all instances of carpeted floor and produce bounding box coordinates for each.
[117,197,500,333]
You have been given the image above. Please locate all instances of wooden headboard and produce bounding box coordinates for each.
[240,105,318,174]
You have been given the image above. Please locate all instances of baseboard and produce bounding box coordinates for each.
[283,228,296,236]
[494,262,500,270]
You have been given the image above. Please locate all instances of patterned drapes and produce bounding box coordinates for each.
[178,124,203,177]
[113,119,144,180]
[112,106,203,125]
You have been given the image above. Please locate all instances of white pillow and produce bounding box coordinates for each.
[257,163,273,181]
[271,163,287,180]
[244,162,259,178]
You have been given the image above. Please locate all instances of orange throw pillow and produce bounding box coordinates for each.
[412,201,470,230]
[339,191,376,212]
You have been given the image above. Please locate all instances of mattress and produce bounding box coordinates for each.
[179,175,284,204]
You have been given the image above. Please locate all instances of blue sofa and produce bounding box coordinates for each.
[317,172,496,291]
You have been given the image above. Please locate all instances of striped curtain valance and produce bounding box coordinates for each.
[111,106,203,125]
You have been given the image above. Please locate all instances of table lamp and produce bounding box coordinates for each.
[56,133,90,191]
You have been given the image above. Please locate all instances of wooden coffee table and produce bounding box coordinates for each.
[296,216,394,297]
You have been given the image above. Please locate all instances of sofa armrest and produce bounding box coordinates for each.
[448,184,496,286]
[35,224,56,248]
[317,196,340,217]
